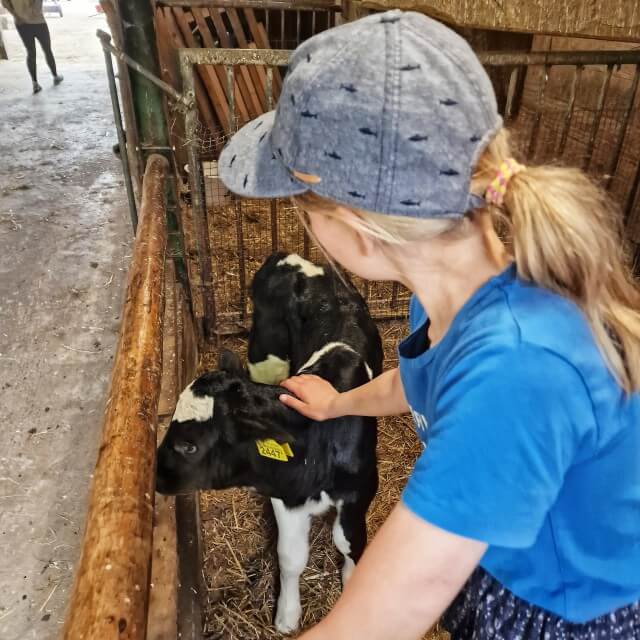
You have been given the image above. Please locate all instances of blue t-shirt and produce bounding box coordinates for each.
[398,264,640,623]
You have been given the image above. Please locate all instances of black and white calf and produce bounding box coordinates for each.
[156,252,382,633]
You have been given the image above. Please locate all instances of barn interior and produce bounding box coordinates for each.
[44,1,640,639]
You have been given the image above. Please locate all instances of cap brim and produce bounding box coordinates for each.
[218,111,308,200]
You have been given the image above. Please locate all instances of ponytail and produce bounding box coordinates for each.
[295,128,640,392]
[472,129,640,393]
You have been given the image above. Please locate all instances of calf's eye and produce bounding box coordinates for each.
[175,442,198,455]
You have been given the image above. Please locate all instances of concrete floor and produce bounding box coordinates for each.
[0,4,132,638]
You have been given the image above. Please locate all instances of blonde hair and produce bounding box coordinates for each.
[293,128,640,393]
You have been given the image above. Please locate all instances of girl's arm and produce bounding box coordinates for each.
[301,502,486,640]
[280,367,409,420]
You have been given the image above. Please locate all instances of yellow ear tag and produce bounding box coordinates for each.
[256,438,294,462]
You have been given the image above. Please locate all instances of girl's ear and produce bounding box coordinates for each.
[334,205,378,258]
[353,223,377,258]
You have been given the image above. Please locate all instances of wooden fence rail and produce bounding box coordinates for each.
[62,154,169,640]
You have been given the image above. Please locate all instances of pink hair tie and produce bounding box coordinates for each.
[484,158,526,207]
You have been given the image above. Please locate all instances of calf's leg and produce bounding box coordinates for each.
[333,500,368,586]
[271,497,311,634]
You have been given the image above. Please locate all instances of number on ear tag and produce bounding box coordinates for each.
[256,438,293,462]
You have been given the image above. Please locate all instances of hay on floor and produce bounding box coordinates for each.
[198,321,450,640]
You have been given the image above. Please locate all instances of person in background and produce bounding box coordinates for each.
[2,0,63,93]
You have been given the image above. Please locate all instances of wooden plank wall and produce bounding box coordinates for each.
[147,258,201,639]
[346,0,640,42]
[155,6,285,148]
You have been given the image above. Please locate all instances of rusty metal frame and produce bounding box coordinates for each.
[98,29,194,113]
[179,47,640,336]
[158,0,338,8]
[99,30,139,232]
[481,49,640,227]
[478,50,640,67]
[178,48,290,341]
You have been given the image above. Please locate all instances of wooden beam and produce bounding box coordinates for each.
[166,6,222,135]
[227,8,270,112]
[175,7,232,132]
[62,154,169,640]
[208,7,256,124]
[147,262,179,640]
[192,7,262,122]
[155,7,189,170]
[173,280,202,640]
[193,6,264,119]
[351,0,640,42]
[245,8,283,94]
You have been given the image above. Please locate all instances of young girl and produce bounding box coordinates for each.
[219,10,640,640]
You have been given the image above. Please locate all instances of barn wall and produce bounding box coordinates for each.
[345,0,640,42]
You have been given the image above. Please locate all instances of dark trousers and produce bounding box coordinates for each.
[443,567,640,639]
[16,22,57,82]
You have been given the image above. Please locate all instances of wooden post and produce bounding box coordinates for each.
[62,155,169,640]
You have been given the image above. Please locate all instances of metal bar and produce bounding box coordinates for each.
[266,66,274,110]
[180,50,217,340]
[97,30,192,111]
[527,64,550,160]
[270,200,278,251]
[139,145,174,151]
[479,50,640,67]
[175,494,204,640]
[158,0,338,9]
[312,9,316,34]
[624,157,640,226]
[558,65,582,157]
[234,200,248,318]
[181,46,291,67]
[303,226,310,259]
[583,64,614,171]
[504,67,519,121]
[178,48,640,69]
[606,64,640,190]
[390,282,399,311]
[296,9,301,45]
[226,64,236,131]
[101,42,138,232]
[280,10,285,49]
[266,9,270,39]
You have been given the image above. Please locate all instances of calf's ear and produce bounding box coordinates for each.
[236,413,294,444]
[218,349,245,376]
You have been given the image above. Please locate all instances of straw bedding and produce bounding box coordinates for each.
[198,323,450,640]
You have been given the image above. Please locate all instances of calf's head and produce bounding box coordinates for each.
[156,350,293,495]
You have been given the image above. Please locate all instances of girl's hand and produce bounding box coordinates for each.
[279,374,341,421]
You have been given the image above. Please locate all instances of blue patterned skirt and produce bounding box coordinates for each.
[442,568,640,639]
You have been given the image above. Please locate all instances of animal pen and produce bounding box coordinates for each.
[63,1,640,639]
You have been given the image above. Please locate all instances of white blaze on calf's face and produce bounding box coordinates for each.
[276,253,325,277]
[172,382,214,423]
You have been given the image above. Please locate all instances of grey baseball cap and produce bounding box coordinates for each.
[219,10,502,219]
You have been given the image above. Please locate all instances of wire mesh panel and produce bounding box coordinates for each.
[180,47,640,339]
